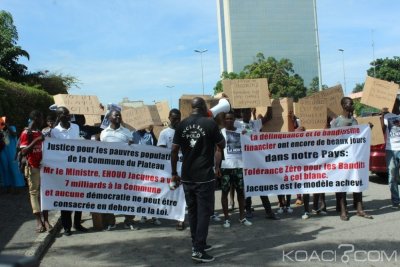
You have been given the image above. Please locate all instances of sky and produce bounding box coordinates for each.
[2,0,399,108]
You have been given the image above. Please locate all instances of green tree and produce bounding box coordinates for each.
[0,10,29,80]
[352,83,364,93]
[214,53,307,101]
[368,56,400,83]
[21,71,80,95]
[306,76,328,96]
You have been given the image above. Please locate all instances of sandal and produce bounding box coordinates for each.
[357,212,373,219]
[36,225,46,233]
[44,222,54,232]
[340,214,349,221]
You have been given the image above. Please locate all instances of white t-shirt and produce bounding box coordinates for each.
[51,123,80,140]
[100,125,132,143]
[221,128,243,169]
[234,119,263,133]
[157,127,175,148]
[384,113,400,151]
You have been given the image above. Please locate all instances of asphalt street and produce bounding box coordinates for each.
[36,174,400,267]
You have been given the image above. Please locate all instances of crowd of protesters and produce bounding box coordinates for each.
[0,95,393,263]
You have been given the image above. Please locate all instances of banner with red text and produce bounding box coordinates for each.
[40,139,185,221]
[241,125,370,196]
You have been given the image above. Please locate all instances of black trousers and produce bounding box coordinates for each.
[246,196,273,214]
[183,181,215,253]
[61,210,82,231]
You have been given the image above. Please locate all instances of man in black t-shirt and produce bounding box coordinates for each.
[171,97,225,263]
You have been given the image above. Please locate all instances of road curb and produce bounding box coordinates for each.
[24,211,61,259]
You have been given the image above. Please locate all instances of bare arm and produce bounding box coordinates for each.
[171,144,181,187]
[21,135,44,155]
[214,146,222,177]
[261,106,273,125]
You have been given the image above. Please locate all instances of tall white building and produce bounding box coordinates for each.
[217,0,321,87]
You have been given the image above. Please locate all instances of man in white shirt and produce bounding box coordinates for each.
[100,110,140,230]
[51,106,88,236]
[157,108,184,230]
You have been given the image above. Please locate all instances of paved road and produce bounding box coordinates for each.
[36,175,399,266]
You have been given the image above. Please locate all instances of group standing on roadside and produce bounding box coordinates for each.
[5,94,397,264]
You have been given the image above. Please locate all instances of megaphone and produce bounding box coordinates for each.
[209,98,231,118]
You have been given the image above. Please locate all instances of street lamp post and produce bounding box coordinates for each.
[194,49,207,95]
[338,49,347,95]
[166,85,174,109]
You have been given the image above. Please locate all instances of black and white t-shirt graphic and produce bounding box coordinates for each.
[225,130,241,159]
[388,116,400,138]
[182,124,206,148]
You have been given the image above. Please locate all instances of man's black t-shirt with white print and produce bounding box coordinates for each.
[173,114,224,183]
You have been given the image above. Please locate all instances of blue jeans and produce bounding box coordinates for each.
[183,181,215,253]
[386,150,400,205]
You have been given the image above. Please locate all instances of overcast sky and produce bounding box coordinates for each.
[2,0,399,108]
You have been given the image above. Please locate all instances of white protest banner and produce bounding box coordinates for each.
[241,125,370,196]
[40,139,185,221]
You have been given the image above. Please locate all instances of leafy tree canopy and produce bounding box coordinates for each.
[0,10,29,80]
[214,53,307,101]
[368,56,400,84]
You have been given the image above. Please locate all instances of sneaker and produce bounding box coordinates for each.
[391,204,399,209]
[266,213,280,220]
[319,210,328,215]
[277,207,284,214]
[211,214,221,222]
[286,207,293,214]
[63,229,72,236]
[140,216,147,224]
[192,245,213,252]
[229,202,235,211]
[124,223,140,230]
[223,219,231,228]
[302,212,310,220]
[239,218,252,226]
[192,251,215,263]
[104,224,116,231]
[152,218,162,225]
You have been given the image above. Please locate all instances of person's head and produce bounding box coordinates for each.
[29,110,44,128]
[168,109,181,129]
[224,110,235,129]
[46,113,56,128]
[191,97,207,116]
[241,108,252,123]
[109,110,122,127]
[74,114,86,127]
[56,106,71,124]
[340,97,354,114]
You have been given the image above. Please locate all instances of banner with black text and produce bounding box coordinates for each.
[242,125,370,196]
[40,139,185,221]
